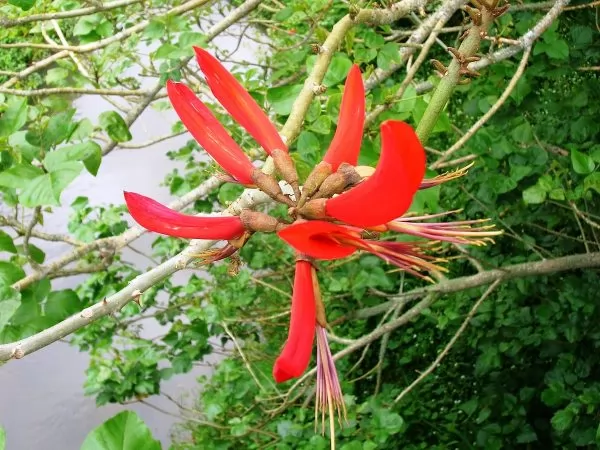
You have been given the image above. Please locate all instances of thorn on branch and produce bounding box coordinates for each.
[131,289,143,306]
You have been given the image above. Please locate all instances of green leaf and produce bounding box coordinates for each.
[0,261,25,286]
[0,286,21,333]
[583,173,600,194]
[571,149,595,174]
[0,425,5,450]
[377,43,401,70]
[310,115,331,135]
[46,68,70,85]
[0,231,17,254]
[0,97,28,137]
[45,109,76,146]
[218,183,244,205]
[322,55,352,87]
[296,131,321,163]
[8,131,41,162]
[143,19,166,40]
[523,184,547,204]
[7,0,35,10]
[0,164,44,189]
[45,290,82,322]
[80,410,161,450]
[551,408,575,432]
[44,141,102,175]
[71,119,94,141]
[99,111,132,143]
[266,84,302,116]
[178,32,206,51]
[20,162,82,207]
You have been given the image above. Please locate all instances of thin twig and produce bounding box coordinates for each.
[393,280,501,404]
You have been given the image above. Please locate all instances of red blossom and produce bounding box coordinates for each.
[194,47,287,155]
[124,192,245,240]
[322,65,365,171]
[273,260,316,383]
[166,81,255,185]
[324,120,426,227]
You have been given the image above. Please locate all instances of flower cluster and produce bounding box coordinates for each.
[124,47,500,435]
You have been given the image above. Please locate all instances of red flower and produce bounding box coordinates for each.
[273,260,316,382]
[300,120,426,227]
[322,64,365,171]
[166,81,255,185]
[279,220,443,280]
[194,47,287,155]
[124,192,245,240]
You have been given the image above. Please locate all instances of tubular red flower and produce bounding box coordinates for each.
[166,80,255,185]
[124,192,245,240]
[322,65,365,171]
[273,260,316,382]
[325,120,426,227]
[278,221,357,260]
[194,47,287,155]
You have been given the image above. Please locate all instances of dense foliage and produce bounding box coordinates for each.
[0,0,599,449]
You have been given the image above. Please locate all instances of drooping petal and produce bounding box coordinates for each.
[194,47,287,155]
[325,120,426,227]
[322,65,365,170]
[166,80,255,185]
[278,221,357,260]
[124,192,245,240]
[273,260,316,382]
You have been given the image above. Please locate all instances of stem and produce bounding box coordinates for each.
[415,7,495,144]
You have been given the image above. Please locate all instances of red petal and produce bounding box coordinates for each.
[278,221,357,260]
[325,121,426,227]
[124,192,245,240]
[166,80,254,185]
[273,260,316,382]
[194,47,287,155]
[322,65,365,170]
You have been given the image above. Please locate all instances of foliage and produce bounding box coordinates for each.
[80,411,161,450]
[0,0,599,449]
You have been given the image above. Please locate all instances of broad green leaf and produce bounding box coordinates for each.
[99,111,132,143]
[377,42,401,70]
[309,115,331,135]
[20,162,82,207]
[45,290,82,322]
[266,84,302,116]
[584,173,600,194]
[0,286,21,333]
[8,131,41,162]
[0,164,44,189]
[296,131,320,163]
[71,119,94,141]
[0,231,17,254]
[16,243,45,264]
[523,184,546,204]
[45,109,76,146]
[218,183,244,205]
[551,408,575,432]
[80,411,161,450]
[178,32,206,51]
[45,68,69,85]
[143,19,166,40]
[571,149,595,174]
[44,141,102,175]
[322,54,352,87]
[8,0,36,9]
[0,97,28,137]
[0,262,25,286]
[0,425,5,450]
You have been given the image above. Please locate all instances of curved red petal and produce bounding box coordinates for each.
[273,260,316,383]
[278,221,357,260]
[124,191,245,240]
[166,80,254,185]
[194,47,287,155]
[322,65,365,170]
[325,121,426,227]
